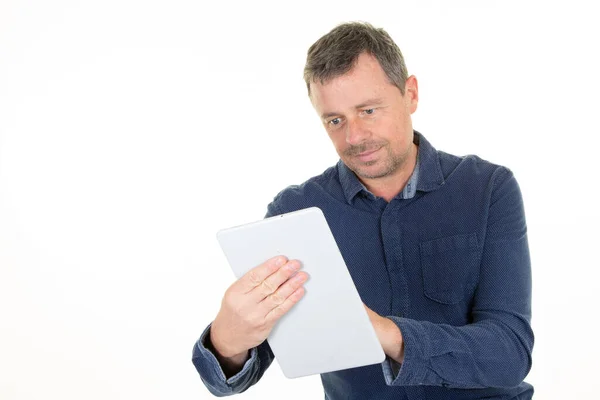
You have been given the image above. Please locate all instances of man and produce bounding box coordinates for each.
[192,22,534,399]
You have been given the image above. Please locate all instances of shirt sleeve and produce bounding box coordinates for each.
[191,200,283,396]
[191,323,275,396]
[382,167,533,389]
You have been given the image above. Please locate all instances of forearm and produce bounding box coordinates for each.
[385,311,533,388]
[207,327,250,379]
[371,314,405,364]
[191,323,275,396]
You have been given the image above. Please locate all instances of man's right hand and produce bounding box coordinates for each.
[209,255,308,373]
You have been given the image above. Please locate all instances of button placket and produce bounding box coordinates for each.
[381,202,409,317]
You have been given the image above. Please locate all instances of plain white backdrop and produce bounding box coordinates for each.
[1,0,598,399]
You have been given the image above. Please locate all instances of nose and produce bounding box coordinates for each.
[345,118,369,146]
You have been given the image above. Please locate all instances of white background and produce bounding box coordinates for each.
[1,0,598,399]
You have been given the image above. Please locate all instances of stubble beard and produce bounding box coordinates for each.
[345,142,410,180]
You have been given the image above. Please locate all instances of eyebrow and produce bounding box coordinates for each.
[320,97,385,120]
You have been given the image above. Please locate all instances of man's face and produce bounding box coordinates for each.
[309,52,418,181]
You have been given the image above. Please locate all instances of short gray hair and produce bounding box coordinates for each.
[304,22,408,96]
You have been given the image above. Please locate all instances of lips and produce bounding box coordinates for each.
[355,147,381,162]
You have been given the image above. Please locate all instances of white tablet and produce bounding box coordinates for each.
[216,207,385,379]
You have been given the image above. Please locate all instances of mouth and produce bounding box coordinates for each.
[355,147,381,163]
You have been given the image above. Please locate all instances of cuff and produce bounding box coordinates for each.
[195,323,259,387]
[381,357,402,382]
[382,316,430,386]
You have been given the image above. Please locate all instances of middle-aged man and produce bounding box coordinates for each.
[192,22,534,399]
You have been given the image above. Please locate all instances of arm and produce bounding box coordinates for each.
[191,254,308,396]
[192,323,275,396]
[372,168,533,388]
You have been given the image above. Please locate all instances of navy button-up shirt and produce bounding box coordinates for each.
[192,131,534,400]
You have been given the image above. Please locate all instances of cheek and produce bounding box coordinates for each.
[386,119,412,150]
[327,131,345,150]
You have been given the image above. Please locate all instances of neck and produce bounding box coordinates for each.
[361,143,418,202]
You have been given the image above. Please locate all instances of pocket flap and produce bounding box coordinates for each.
[420,233,480,305]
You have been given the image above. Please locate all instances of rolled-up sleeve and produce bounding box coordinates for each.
[191,202,284,396]
[192,323,275,396]
[382,168,533,388]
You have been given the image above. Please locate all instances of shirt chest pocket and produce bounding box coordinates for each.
[419,233,481,305]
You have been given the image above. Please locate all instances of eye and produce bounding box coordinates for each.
[329,117,342,126]
[364,108,375,115]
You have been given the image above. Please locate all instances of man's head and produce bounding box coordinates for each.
[304,22,418,184]
[304,22,409,97]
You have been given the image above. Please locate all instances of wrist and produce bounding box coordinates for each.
[380,317,404,363]
[209,321,243,359]
[208,323,250,378]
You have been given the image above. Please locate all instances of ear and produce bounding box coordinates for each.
[404,75,419,114]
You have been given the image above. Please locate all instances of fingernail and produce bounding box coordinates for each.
[295,272,307,281]
[275,256,286,266]
[286,261,301,271]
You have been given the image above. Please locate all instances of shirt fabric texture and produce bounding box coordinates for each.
[192,131,534,400]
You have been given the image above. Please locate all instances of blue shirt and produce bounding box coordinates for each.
[192,131,534,399]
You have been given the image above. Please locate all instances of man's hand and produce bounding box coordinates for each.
[364,304,405,364]
[210,255,308,375]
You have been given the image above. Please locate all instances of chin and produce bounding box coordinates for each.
[357,171,388,180]
[353,158,401,180]
[353,165,388,180]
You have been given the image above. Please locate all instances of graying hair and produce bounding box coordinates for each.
[304,22,408,96]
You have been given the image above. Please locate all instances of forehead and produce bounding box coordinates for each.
[309,53,399,113]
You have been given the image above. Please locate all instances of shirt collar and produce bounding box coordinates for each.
[337,130,445,204]
[413,131,445,192]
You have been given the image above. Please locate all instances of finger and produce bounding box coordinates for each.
[259,271,308,312]
[251,259,302,301]
[264,286,306,325]
[236,255,288,293]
